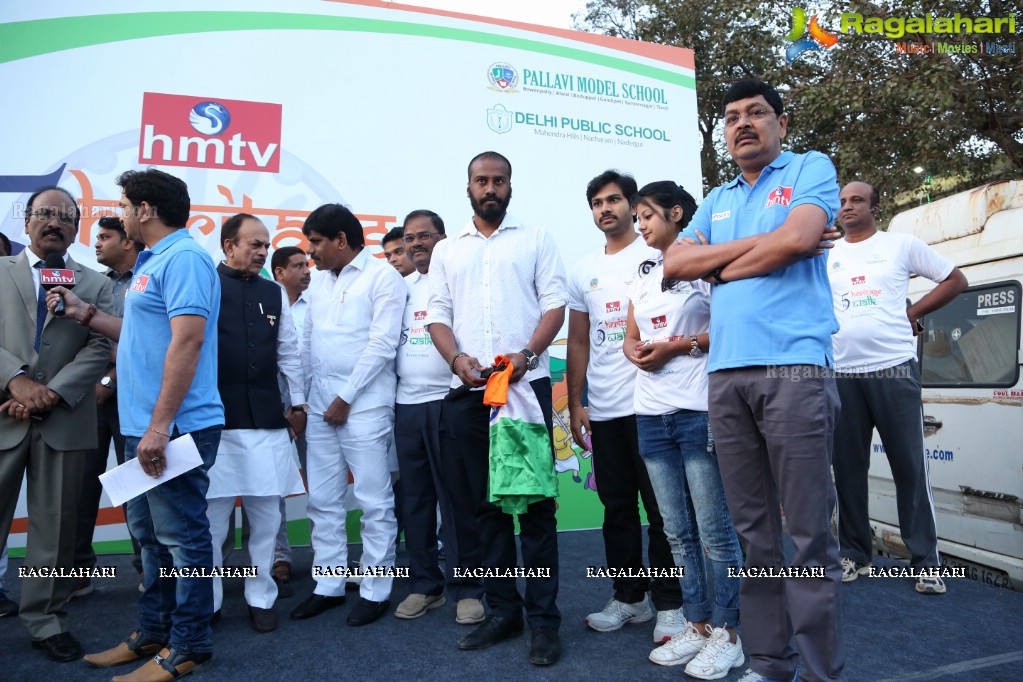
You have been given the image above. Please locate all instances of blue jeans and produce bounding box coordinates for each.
[125,427,221,653]
[637,410,741,627]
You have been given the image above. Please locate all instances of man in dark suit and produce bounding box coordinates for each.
[0,186,112,662]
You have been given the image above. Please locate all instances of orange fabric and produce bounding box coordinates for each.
[482,354,515,407]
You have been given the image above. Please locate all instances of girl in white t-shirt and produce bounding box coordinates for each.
[624,181,744,678]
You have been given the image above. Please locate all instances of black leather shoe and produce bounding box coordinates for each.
[249,606,278,632]
[457,615,524,650]
[31,632,83,662]
[290,594,345,620]
[346,597,389,626]
[529,627,561,666]
[210,609,222,626]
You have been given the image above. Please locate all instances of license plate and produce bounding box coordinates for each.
[940,555,1014,590]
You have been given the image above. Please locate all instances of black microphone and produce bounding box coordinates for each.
[40,254,76,316]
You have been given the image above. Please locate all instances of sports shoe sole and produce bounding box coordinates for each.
[684,652,745,679]
[585,611,653,632]
[841,564,871,583]
[915,580,946,595]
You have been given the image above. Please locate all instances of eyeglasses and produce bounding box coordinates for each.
[723,108,775,128]
[403,231,440,245]
[29,208,76,225]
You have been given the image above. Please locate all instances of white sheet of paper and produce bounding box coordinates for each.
[99,433,203,507]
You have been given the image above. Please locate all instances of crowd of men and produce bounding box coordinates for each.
[0,79,967,682]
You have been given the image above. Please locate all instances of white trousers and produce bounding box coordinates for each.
[207,495,281,610]
[305,406,396,602]
[274,497,292,564]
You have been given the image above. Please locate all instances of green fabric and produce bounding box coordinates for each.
[488,417,559,515]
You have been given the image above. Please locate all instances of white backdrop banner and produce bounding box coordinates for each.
[0,0,700,551]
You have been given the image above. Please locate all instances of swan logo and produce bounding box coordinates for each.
[188,101,231,136]
[139,93,282,173]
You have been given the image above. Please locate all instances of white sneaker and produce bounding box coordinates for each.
[653,607,686,643]
[648,621,705,666]
[915,575,946,594]
[584,597,653,632]
[840,557,871,582]
[684,626,745,680]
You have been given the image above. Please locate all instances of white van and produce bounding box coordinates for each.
[867,180,1022,591]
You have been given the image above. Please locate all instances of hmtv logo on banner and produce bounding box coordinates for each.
[139,93,282,172]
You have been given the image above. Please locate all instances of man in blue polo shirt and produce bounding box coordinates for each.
[664,79,844,682]
[51,169,224,681]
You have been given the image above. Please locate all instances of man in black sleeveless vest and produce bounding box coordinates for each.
[205,213,307,633]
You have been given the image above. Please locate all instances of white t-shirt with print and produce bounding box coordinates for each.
[397,271,451,404]
[627,261,710,415]
[567,237,659,420]
[829,230,954,372]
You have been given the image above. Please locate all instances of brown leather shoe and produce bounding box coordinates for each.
[83,630,166,667]
[272,560,291,583]
[112,647,211,682]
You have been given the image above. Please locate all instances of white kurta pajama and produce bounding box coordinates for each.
[207,284,307,611]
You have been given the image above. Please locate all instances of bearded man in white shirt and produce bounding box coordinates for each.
[291,204,405,627]
[427,151,567,666]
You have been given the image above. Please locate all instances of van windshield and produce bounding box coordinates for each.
[919,281,1021,387]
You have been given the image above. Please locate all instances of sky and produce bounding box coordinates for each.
[393,0,589,30]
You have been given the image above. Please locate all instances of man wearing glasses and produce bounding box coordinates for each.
[0,187,112,662]
[392,210,486,623]
[664,79,844,682]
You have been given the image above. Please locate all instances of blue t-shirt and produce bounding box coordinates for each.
[681,150,840,372]
[118,229,224,436]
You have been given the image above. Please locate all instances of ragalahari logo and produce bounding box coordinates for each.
[139,93,282,173]
[785,7,839,62]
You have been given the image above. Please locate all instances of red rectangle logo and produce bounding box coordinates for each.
[40,269,75,286]
[130,275,150,293]
[651,315,667,329]
[851,275,865,285]
[605,301,621,313]
[413,310,427,321]
[765,185,793,208]
[138,93,282,172]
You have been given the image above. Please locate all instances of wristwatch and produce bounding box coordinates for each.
[100,376,115,389]
[520,348,540,371]
[688,336,703,358]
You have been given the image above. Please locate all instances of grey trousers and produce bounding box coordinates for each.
[0,427,85,639]
[709,366,845,682]
[833,359,939,569]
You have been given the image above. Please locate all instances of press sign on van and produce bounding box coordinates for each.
[977,288,1016,315]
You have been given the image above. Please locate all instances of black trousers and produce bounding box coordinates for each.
[440,378,560,630]
[75,397,141,571]
[395,400,482,600]
[590,415,683,609]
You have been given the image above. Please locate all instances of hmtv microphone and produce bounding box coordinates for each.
[40,254,76,316]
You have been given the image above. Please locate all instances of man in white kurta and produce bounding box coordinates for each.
[205,215,306,633]
[292,203,405,627]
